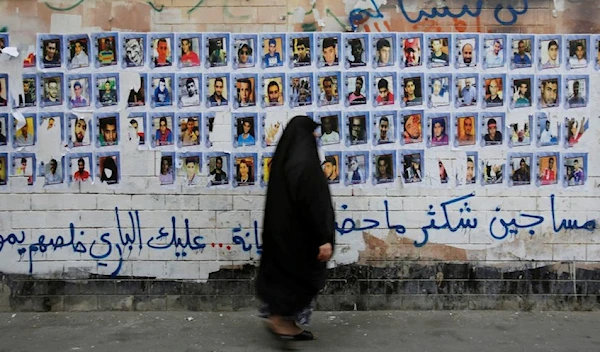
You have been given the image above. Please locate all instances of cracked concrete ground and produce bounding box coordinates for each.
[1,310,599,351]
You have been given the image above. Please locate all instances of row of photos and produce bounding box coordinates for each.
[0,148,588,189]
[1,32,599,71]
[0,111,589,188]
[0,70,592,111]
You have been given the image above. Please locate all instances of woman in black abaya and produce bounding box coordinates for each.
[256,115,335,341]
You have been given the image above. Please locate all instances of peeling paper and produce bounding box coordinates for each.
[12,110,26,131]
[292,7,307,24]
[0,47,25,107]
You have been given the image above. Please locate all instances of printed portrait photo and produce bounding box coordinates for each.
[429,37,449,66]
[236,77,255,107]
[43,158,63,186]
[69,77,90,108]
[42,38,62,68]
[181,155,200,186]
[319,75,339,106]
[537,115,558,146]
[375,37,393,67]
[465,155,477,184]
[127,75,146,107]
[347,75,367,106]
[71,117,90,147]
[457,38,476,67]
[403,37,421,67]
[97,76,118,107]
[509,121,531,146]
[374,153,394,183]
[0,155,7,186]
[375,76,394,106]
[97,115,118,147]
[429,76,450,107]
[0,76,7,107]
[124,37,145,67]
[152,76,172,107]
[209,154,229,185]
[403,113,422,144]
[456,77,477,107]
[264,76,284,107]
[319,114,340,145]
[68,37,89,69]
[70,155,91,182]
[235,116,256,146]
[484,77,503,107]
[128,115,145,145]
[345,154,367,184]
[403,76,423,106]
[235,156,255,186]
[482,159,504,185]
[483,116,503,146]
[538,155,558,186]
[320,36,338,67]
[484,38,504,67]
[179,115,200,147]
[152,37,172,67]
[346,37,366,68]
[263,37,284,68]
[568,39,587,68]
[159,154,174,185]
[375,114,394,144]
[12,155,34,185]
[98,154,119,185]
[512,78,532,108]
[13,115,35,147]
[403,153,422,183]
[292,36,311,67]
[18,77,36,108]
[539,78,558,108]
[0,116,6,146]
[347,114,367,145]
[512,38,532,67]
[42,75,63,106]
[510,156,531,186]
[96,35,117,67]
[456,115,476,146]
[430,116,449,147]
[207,76,228,107]
[438,159,449,184]
[290,76,312,106]
[208,37,227,67]
[153,115,174,146]
[565,156,585,186]
[179,37,201,67]
[178,76,200,107]
[566,79,586,107]
[540,39,560,69]
[322,154,340,184]
[235,39,255,68]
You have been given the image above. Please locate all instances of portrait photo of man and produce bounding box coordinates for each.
[348,115,367,145]
[567,79,585,107]
[321,37,338,67]
[429,37,449,66]
[403,153,422,183]
[208,37,227,67]
[375,77,394,106]
[457,38,476,67]
[346,154,366,184]
[541,39,559,69]
[347,76,367,106]
[180,37,200,67]
[236,117,255,146]
[153,77,172,107]
[512,78,531,108]
[264,78,283,107]
[42,39,61,68]
[69,79,89,108]
[207,76,228,107]
[179,116,199,147]
[124,37,144,67]
[539,78,558,108]
[484,39,503,67]
[236,78,255,107]
[484,78,503,107]
[539,155,557,186]
[179,77,200,107]
[97,77,118,107]
[154,116,173,146]
[568,39,587,68]
[72,157,90,182]
[96,36,116,66]
[375,37,392,67]
[43,76,62,106]
[403,37,421,67]
[322,154,339,184]
[209,155,228,185]
[236,41,254,68]
[152,37,172,67]
[403,77,422,106]
[375,154,394,183]
[68,38,89,68]
[512,39,532,67]
[97,116,118,147]
[263,37,283,68]
[456,116,476,146]
[14,116,35,147]
[71,117,89,147]
[18,77,36,107]
[457,77,476,107]
[44,158,63,185]
[0,78,7,107]
[346,38,365,68]
[483,117,503,146]
[235,157,255,186]
[292,37,311,67]
[403,113,422,144]
[319,76,338,106]
[290,76,311,107]
[319,115,340,145]
[376,115,394,144]
[511,157,531,186]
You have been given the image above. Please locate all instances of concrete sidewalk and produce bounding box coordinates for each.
[1,310,598,352]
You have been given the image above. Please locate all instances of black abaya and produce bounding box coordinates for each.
[256,115,336,318]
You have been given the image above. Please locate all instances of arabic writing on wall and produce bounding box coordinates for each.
[0,193,595,277]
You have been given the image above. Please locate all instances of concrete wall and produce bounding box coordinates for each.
[0,0,599,312]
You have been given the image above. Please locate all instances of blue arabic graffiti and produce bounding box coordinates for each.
[396,0,528,27]
[0,194,596,277]
[348,0,385,31]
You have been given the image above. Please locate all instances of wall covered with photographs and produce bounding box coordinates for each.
[0,31,595,191]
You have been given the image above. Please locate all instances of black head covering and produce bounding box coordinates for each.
[256,115,335,317]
